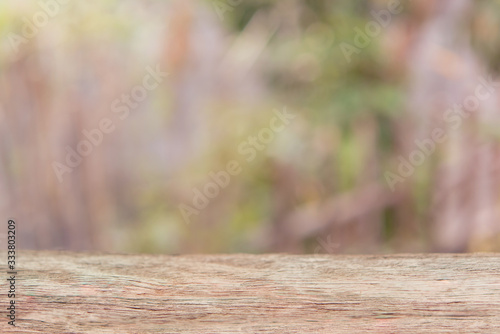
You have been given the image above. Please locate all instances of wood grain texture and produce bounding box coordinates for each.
[4,252,500,333]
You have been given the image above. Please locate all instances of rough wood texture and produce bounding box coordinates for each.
[5,252,500,333]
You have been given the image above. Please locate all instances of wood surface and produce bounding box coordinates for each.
[4,252,500,333]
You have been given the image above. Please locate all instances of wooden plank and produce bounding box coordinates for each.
[4,252,500,333]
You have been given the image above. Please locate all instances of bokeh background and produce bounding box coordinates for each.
[2,0,500,254]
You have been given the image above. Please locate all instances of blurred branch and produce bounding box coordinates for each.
[284,182,396,239]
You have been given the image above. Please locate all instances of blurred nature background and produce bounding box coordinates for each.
[2,0,500,254]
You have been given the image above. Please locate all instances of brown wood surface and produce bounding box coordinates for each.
[3,252,500,333]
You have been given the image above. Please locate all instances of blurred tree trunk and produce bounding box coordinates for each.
[405,0,500,251]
